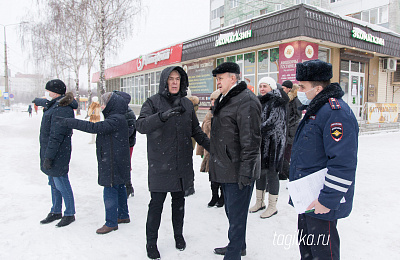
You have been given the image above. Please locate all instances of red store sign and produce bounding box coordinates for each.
[92,43,183,83]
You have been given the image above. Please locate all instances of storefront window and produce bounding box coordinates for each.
[258,50,269,73]
[351,61,360,73]
[244,52,256,93]
[341,60,349,72]
[340,72,349,103]
[257,47,279,91]
[227,55,236,63]
[216,58,224,66]
[318,48,330,63]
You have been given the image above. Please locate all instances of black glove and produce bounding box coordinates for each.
[160,107,182,122]
[238,175,252,190]
[43,158,53,170]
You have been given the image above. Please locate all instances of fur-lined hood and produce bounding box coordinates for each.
[59,92,78,109]
[288,84,299,102]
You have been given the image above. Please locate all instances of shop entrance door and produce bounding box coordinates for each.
[347,74,364,118]
[340,60,365,119]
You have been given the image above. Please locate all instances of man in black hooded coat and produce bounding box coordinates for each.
[136,66,210,259]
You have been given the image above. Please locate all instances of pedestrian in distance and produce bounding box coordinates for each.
[249,77,288,219]
[289,59,359,260]
[32,79,77,228]
[196,89,224,208]
[57,91,131,235]
[209,62,262,260]
[136,66,210,260]
[280,80,302,180]
[28,104,32,117]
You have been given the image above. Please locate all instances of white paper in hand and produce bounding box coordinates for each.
[287,168,328,214]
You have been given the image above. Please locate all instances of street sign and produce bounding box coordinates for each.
[9,94,14,99]
[4,92,9,99]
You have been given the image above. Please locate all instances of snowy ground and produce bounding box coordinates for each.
[0,108,399,260]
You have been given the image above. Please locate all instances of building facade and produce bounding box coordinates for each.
[94,4,400,122]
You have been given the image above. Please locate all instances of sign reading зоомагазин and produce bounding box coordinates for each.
[351,27,385,46]
[215,30,252,47]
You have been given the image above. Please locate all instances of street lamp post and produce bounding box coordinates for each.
[1,22,28,108]
[3,26,10,108]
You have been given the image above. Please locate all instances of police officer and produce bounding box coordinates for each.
[289,59,359,260]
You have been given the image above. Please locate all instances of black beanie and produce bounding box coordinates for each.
[282,80,293,89]
[45,79,66,95]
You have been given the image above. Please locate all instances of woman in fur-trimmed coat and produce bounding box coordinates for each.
[249,77,288,219]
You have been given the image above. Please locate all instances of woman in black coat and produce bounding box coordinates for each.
[60,92,131,234]
[249,77,288,219]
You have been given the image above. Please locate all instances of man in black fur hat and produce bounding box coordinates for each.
[209,62,261,259]
[289,59,359,260]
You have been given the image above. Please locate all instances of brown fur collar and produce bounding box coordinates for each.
[59,92,75,107]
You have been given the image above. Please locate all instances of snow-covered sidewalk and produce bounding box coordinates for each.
[0,110,399,259]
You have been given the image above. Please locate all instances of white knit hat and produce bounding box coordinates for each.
[92,96,98,103]
[258,77,277,90]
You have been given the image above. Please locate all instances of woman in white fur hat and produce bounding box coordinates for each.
[249,77,288,218]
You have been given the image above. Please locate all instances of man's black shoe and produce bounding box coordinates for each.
[56,215,75,227]
[174,235,186,251]
[146,244,161,260]
[214,246,246,256]
[40,213,62,224]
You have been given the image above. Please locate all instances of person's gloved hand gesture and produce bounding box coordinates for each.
[238,175,252,190]
[160,107,182,122]
[43,158,53,170]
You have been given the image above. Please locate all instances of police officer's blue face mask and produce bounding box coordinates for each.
[297,87,316,105]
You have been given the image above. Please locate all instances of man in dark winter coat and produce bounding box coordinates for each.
[32,79,78,228]
[280,80,302,180]
[136,66,210,260]
[59,92,131,235]
[289,59,359,260]
[209,62,261,260]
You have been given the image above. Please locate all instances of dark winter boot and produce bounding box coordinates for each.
[208,182,219,207]
[40,213,62,224]
[126,182,134,197]
[55,215,75,227]
[146,244,161,260]
[174,234,186,251]
[215,193,224,208]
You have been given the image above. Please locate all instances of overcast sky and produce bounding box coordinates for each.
[0,0,210,88]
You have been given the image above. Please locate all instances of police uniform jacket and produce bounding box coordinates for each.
[289,83,359,221]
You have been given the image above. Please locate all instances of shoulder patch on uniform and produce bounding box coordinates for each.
[330,122,343,142]
[328,98,341,110]
[309,115,316,120]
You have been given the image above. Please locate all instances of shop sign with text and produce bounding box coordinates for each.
[215,30,252,47]
[365,103,398,123]
[351,27,385,46]
[183,59,215,109]
[92,44,182,82]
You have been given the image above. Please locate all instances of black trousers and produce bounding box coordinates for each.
[146,191,185,245]
[298,214,340,260]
